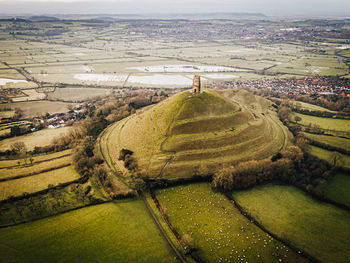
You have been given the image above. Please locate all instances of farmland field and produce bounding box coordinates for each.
[0,200,178,263]
[308,145,350,168]
[291,113,350,132]
[0,165,79,200]
[6,101,77,118]
[232,184,350,263]
[302,132,350,150]
[0,110,14,118]
[291,101,335,112]
[0,149,71,167]
[47,87,113,102]
[0,126,72,151]
[327,173,350,207]
[0,155,71,180]
[154,183,307,263]
[0,19,348,91]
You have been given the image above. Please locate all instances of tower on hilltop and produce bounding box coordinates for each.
[192,75,201,94]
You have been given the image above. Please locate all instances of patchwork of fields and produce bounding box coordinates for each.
[0,150,78,201]
[0,165,79,200]
[0,18,349,263]
[153,183,308,263]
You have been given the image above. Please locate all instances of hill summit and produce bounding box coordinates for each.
[101,89,289,179]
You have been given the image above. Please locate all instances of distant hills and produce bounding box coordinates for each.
[0,12,266,22]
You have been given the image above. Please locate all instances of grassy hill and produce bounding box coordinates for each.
[100,89,290,179]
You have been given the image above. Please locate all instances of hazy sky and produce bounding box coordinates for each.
[0,0,350,16]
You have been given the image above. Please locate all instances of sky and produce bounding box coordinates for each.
[0,0,350,17]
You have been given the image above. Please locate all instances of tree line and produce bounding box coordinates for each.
[212,145,331,198]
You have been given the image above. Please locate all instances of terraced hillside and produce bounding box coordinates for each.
[100,89,290,179]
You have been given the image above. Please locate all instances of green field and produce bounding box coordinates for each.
[0,120,31,130]
[0,110,14,118]
[154,183,307,263]
[101,89,289,179]
[0,127,72,151]
[0,165,79,200]
[327,173,350,207]
[0,180,106,226]
[6,101,77,118]
[47,87,112,102]
[0,200,178,263]
[303,132,350,150]
[0,155,71,180]
[233,184,350,263]
[308,145,350,169]
[291,113,350,132]
[0,128,10,136]
[0,149,71,167]
[291,101,335,112]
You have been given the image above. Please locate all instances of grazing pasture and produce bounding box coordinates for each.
[233,184,350,263]
[302,132,350,151]
[308,145,350,169]
[0,149,71,167]
[0,126,72,151]
[0,165,79,200]
[291,113,350,132]
[0,155,71,180]
[0,110,14,118]
[327,173,350,207]
[47,87,112,102]
[6,101,77,118]
[0,200,178,263]
[155,183,307,263]
[291,101,335,112]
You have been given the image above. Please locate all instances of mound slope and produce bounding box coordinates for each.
[101,89,290,179]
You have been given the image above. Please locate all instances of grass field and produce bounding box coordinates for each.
[291,113,350,132]
[0,200,178,263]
[0,127,72,151]
[291,101,335,112]
[47,87,112,102]
[0,110,14,118]
[102,89,289,179]
[0,149,71,167]
[308,145,350,169]
[232,184,350,263]
[327,173,350,207]
[0,128,10,136]
[0,120,31,130]
[154,183,307,263]
[302,132,350,150]
[0,155,71,180]
[0,179,106,226]
[0,165,79,200]
[6,101,77,118]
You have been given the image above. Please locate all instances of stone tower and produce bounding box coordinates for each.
[192,75,201,94]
